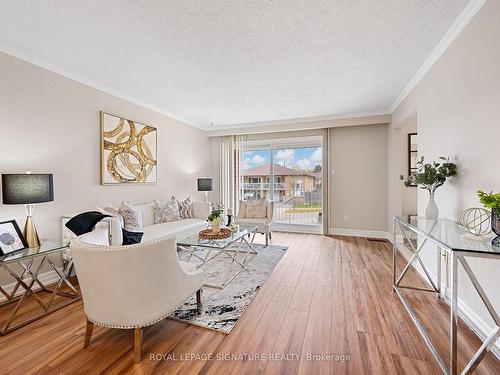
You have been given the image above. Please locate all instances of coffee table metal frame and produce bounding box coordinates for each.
[177,226,258,289]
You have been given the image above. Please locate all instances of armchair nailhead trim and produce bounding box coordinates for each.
[85,286,202,329]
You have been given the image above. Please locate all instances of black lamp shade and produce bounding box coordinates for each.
[2,174,54,205]
[197,177,213,192]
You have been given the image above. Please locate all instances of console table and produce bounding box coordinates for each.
[0,241,80,335]
[393,216,500,375]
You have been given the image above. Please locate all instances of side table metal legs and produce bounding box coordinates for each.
[0,255,80,335]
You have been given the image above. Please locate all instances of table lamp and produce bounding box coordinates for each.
[197,177,213,202]
[1,173,54,248]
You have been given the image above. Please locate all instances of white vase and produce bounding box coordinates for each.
[209,217,221,234]
[425,193,439,219]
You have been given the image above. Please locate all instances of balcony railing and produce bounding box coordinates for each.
[243,183,285,190]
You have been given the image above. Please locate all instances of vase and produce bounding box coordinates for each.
[492,208,500,247]
[425,193,439,219]
[210,219,221,234]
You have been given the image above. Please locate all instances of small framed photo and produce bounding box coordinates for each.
[0,220,28,256]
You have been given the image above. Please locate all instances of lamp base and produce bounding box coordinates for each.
[24,216,40,248]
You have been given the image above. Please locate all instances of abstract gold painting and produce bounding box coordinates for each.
[100,112,157,184]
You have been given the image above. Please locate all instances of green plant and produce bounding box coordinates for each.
[477,190,500,210]
[400,156,457,193]
[207,203,224,223]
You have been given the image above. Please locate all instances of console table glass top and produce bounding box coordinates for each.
[395,215,500,255]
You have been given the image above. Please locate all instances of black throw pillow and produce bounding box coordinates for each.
[122,228,143,245]
[65,211,111,236]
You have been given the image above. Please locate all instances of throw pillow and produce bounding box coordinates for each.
[122,228,143,245]
[118,201,143,231]
[65,211,111,236]
[245,199,267,219]
[154,199,181,223]
[96,204,124,228]
[175,196,194,219]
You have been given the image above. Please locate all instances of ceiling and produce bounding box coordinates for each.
[0,0,470,129]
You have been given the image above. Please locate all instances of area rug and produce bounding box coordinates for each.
[169,243,287,334]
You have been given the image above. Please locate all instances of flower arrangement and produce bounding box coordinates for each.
[477,190,500,247]
[477,190,500,210]
[400,156,457,219]
[207,203,224,235]
[207,203,224,224]
[400,156,457,193]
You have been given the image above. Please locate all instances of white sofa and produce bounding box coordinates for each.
[63,201,211,246]
[70,229,203,362]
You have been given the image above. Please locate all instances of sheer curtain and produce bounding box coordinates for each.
[219,135,245,215]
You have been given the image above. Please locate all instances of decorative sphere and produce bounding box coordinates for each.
[458,208,492,236]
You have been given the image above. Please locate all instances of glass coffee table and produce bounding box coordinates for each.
[177,225,258,289]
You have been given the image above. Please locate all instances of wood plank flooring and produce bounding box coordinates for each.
[0,233,498,374]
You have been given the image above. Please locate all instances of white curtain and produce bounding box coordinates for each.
[219,135,245,215]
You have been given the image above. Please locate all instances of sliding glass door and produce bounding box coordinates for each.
[240,139,323,233]
[272,146,323,229]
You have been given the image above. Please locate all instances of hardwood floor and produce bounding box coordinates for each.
[0,233,498,374]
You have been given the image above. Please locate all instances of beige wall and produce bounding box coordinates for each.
[389,0,500,345]
[0,53,212,283]
[329,124,388,233]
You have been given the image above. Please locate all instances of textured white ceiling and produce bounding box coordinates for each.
[0,0,469,129]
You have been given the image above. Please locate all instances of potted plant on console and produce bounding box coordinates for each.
[477,190,500,247]
[207,203,224,234]
[400,156,457,219]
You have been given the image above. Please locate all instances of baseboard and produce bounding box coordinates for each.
[274,224,323,235]
[392,240,500,359]
[329,227,389,239]
[0,270,61,303]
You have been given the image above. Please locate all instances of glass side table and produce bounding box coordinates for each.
[0,240,80,335]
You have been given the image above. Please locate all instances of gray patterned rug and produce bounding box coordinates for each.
[169,243,287,334]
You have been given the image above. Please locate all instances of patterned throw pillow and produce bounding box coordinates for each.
[154,199,181,224]
[118,202,143,230]
[245,199,267,219]
[174,196,194,219]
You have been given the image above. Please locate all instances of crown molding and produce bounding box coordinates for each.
[2,0,485,133]
[205,111,392,137]
[389,0,487,113]
[0,43,204,130]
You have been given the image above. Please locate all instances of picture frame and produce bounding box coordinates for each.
[407,133,418,187]
[0,220,28,256]
[100,111,158,185]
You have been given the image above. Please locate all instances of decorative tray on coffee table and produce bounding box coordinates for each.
[198,228,232,240]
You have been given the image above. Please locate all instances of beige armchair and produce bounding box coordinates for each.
[70,230,203,363]
[234,200,274,246]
